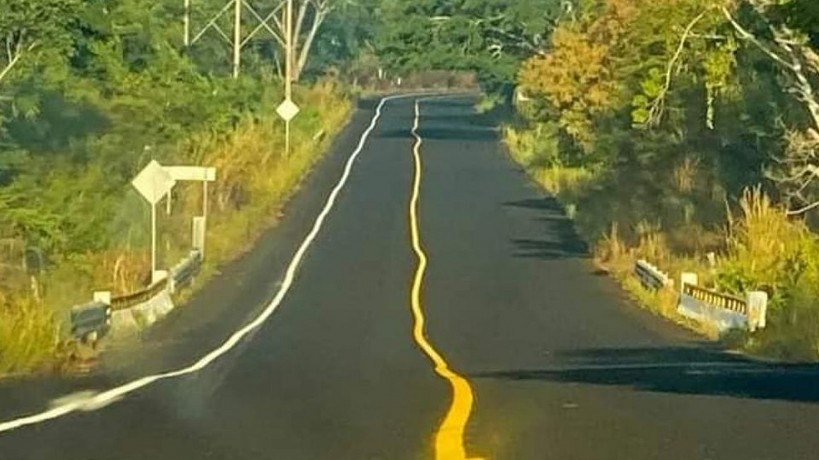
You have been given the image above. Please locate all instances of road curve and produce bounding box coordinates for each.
[2,96,819,459]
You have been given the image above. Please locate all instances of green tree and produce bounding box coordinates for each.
[375,0,563,95]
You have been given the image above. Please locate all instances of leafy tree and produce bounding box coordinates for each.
[375,0,563,94]
[0,0,79,86]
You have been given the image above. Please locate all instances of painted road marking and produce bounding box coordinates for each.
[0,93,428,435]
[409,98,482,460]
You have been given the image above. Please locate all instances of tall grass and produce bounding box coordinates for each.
[719,189,819,360]
[0,293,59,376]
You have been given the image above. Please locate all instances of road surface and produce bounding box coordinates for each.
[2,95,819,460]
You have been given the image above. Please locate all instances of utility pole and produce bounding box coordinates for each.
[285,0,293,154]
[233,0,242,78]
[184,0,191,47]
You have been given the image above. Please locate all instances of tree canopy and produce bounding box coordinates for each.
[374,0,564,94]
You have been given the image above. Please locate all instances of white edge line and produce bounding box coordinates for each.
[0,92,433,434]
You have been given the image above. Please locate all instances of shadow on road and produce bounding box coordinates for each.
[378,127,498,142]
[504,197,589,260]
[473,347,819,403]
[419,113,501,128]
[510,238,588,260]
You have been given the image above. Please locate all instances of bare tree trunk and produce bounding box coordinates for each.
[294,10,327,81]
[292,0,310,57]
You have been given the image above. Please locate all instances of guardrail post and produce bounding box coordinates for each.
[94,291,111,304]
[154,270,169,284]
[747,291,768,332]
[680,273,698,291]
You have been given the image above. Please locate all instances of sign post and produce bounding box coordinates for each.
[162,166,217,257]
[277,99,300,157]
[276,0,299,156]
[131,160,176,284]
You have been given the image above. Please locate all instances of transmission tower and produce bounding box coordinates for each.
[184,0,290,79]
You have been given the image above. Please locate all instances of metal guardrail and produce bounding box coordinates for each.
[70,302,111,342]
[60,244,203,358]
[171,250,202,291]
[634,260,671,291]
[110,277,169,311]
[66,250,202,342]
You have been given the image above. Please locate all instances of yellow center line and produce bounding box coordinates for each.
[409,98,483,460]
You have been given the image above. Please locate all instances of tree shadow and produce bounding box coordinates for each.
[473,346,819,403]
[505,197,589,260]
[377,127,498,142]
[419,112,501,128]
[5,91,109,155]
[511,238,589,260]
[504,197,565,211]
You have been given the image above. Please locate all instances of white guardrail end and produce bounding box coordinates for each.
[747,291,768,332]
[676,272,768,333]
[635,259,671,290]
[680,272,698,291]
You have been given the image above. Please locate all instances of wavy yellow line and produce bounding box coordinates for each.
[409,99,482,460]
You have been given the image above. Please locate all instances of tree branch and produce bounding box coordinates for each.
[645,10,708,127]
[723,6,819,135]
[294,8,327,81]
[786,199,819,216]
[0,39,37,84]
[721,7,796,71]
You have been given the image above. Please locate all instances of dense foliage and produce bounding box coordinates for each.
[0,0,353,373]
[374,0,563,95]
[506,0,819,358]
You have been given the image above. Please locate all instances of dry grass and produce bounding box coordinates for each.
[0,293,59,376]
[721,188,804,291]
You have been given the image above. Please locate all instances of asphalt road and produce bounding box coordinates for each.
[2,95,819,460]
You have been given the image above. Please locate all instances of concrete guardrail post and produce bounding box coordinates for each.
[93,291,111,304]
[747,291,768,332]
[680,273,698,291]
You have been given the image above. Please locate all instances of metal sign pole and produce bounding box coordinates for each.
[151,201,157,283]
[274,0,299,150]
[286,120,291,156]
[202,180,209,257]
[132,160,176,285]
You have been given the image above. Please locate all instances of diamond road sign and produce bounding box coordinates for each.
[276,99,300,122]
[132,160,176,205]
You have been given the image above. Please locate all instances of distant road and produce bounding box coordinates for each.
[2,95,819,459]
